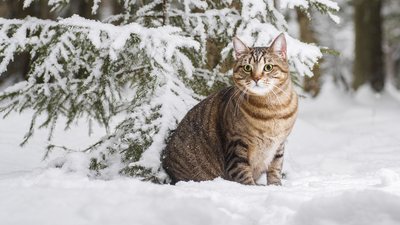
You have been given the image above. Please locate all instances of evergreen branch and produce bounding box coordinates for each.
[20,112,38,146]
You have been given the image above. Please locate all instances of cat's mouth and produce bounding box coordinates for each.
[245,81,272,96]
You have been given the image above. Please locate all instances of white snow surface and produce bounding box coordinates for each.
[1,81,400,225]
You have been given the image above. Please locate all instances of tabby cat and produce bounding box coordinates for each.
[162,33,298,185]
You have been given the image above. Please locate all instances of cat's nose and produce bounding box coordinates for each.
[253,77,261,83]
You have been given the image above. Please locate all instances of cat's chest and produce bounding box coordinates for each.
[248,136,283,169]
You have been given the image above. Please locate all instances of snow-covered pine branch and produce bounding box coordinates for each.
[21,0,333,78]
[0,15,199,156]
[164,0,331,78]
[23,0,70,11]
[280,0,340,23]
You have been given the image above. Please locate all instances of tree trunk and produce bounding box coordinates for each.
[66,0,95,19]
[353,0,384,92]
[296,8,321,97]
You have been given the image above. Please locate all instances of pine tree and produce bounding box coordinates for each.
[0,0,339,181]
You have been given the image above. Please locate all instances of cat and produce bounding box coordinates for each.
[162,33,298,185]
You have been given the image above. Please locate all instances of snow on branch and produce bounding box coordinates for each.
[0,15,199,145]
[280,0,340,24]
[23,0,70,11]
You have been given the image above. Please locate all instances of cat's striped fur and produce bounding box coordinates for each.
[162,34,298,185]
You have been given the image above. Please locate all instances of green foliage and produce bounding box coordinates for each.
[121,165,162,183]
[321,47,340,57]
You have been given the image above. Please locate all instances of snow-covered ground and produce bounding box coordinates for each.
[1,82,400,225]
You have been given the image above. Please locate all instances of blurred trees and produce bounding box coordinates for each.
[353,0,384,92]
[384,0,400,89]
[296,8,322,97]
[295,0,400,94]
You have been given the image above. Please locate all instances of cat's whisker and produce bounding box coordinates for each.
[221,87,233,99]
[271,83,291,100]
[235,90,246,116]
[264,82,273,101]
[232,89,242,116]
[270,88,284,107]
[224,89,241,119]
[238,89,248,115]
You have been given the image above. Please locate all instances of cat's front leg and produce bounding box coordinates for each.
[225,141,256,185]
[267,142,285,186]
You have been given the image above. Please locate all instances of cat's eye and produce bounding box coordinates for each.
[264,64,273,72]
[243,64,252,73]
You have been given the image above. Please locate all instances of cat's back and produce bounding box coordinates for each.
[162,87,233,183]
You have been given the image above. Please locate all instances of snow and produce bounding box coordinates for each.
[378,169,400,187]
[279,0,339,12]
[328,12,341,24]
[23,0,35,9]
[92,0,102,15]
[1,80,400,225]
[291,190,400,225]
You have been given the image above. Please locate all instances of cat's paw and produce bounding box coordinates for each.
[267,180,282,186]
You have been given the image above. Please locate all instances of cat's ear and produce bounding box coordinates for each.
[233,37,249,59]
[270,33,287,61]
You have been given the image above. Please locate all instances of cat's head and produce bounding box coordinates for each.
[232,33,289,96]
